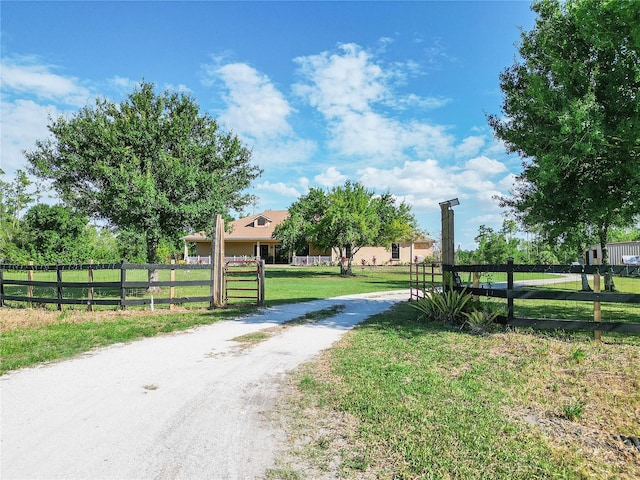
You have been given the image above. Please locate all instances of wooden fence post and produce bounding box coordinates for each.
[87,260,94,312]
[170,260,175,311]
[120,259,126,311]
[56,261,63,311]
[28,261,34,307]
[211,214,225,308]
[593,270,601,342]
[258,259,265,306]
[472,260,479,302]
[507,257,514,323]
[0,264,4,307]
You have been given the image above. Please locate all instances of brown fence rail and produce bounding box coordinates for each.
[0,261,214,310]
[409,262,443,301]
[224,259,265,306]
[442,260,640,335]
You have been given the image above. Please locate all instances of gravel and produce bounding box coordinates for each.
[1,290,408,480]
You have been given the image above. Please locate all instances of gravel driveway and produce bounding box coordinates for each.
[1,290,408,480]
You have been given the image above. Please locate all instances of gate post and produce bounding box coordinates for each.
[439,198,459,290]
[211,214,226,308]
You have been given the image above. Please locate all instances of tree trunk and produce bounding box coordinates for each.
[146,234,161,293]
[599,228,616,292]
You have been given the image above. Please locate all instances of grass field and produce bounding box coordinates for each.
[272,302,640,479]
[2,265,639,477]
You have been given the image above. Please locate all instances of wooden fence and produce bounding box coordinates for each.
[409,262,443,300]
[442,260,640,335]
[224,259,265,306]
[0,261,214,310]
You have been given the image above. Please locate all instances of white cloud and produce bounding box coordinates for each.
[394,93,451,111]
[498,173,517,191]
[297,176,310,191]
[293,43,457,163]
[1,60,92,107]
[255,180,300,197]
[314,166,347,187]
[455,136,485,158]
[0,99,60,174]
[204,62,293,139]
[109,75,138,91]
[294,43,387,115]
[250,137,316,168]
[464,156,507,175]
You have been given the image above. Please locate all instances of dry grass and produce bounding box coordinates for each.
[0,307,157,332]
[271,304,640,479]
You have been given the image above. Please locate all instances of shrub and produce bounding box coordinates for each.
[410,286,472,326]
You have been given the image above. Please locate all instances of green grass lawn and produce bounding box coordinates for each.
[0,265,422,373]
[274,302,640,479]
[3,266,639,477]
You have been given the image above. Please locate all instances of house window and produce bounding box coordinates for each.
[391,243,400,260]
[257,217,267,226]
[593,249,598,259]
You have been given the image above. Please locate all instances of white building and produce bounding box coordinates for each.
[586,241,640,265]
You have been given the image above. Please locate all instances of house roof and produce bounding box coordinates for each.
[226,210,289,241]
[182,209,435,244]
[181,210,289,242]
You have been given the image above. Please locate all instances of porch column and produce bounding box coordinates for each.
[183,241,188,261]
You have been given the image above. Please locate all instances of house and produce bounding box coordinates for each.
[181,210,435,265]
[585,241,640,265]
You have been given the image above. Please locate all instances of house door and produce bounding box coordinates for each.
[254,244,269,259]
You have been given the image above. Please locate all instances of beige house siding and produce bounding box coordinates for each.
[351,241,434,266]
[182,210,433,265]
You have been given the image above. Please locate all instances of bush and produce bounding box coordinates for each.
[410,286,472,326]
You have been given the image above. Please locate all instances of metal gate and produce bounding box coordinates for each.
[224,259,264,306]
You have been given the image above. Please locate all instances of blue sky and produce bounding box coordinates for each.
[1,1,536,249]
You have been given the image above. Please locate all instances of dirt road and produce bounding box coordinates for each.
[1,290,407,480]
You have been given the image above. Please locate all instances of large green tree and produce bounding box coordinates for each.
[0,169,35,263]
[488,0,640,275]
[26,82,262,266]
[274,181,418,275]
[22,204,89,263]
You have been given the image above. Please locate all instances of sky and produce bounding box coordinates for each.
[1,1,537,250]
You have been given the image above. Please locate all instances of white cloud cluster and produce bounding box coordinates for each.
[212,62,294,139]
[1,61,92,107]
[292,43,459,163]
[0,59,92,175]
[314,166,347,187]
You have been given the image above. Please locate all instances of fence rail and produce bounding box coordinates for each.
[291,255,333,266]
[409,262,443,300]
[0,261,214,311]
[442,260,640,335]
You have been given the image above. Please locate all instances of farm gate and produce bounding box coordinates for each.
[224,259,265,306]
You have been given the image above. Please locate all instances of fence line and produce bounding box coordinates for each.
[441,260,640,336]
[0,261,214,311]
[409,262,442,301]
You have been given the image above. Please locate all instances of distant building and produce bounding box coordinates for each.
[181,210,434,265]
[585,241,640,265]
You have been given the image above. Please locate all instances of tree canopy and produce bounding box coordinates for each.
[487,0,640,266]
[22,204,89,263]
[274,181,418,275]
[26,82,262,264]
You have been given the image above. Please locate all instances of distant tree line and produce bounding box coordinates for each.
[0,169,182,264]
[455,219,640,266]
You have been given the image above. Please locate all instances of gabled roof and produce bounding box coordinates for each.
[226,210,289,241]
[181,210,289,242]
